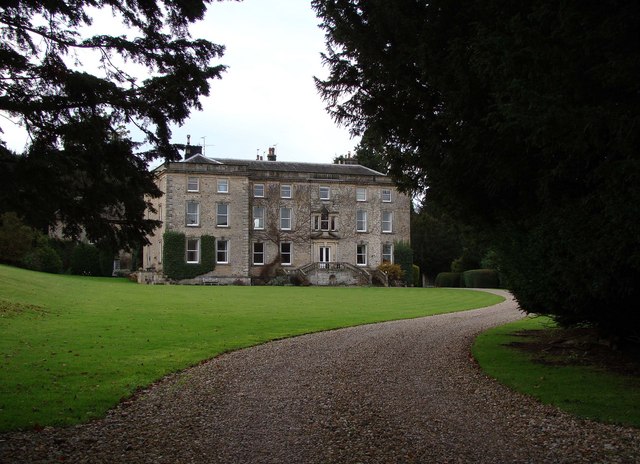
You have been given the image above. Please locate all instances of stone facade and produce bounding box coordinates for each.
[143,154,411,285]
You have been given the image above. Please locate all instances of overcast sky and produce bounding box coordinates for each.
[2,0,357,165]
[174,0,357,163]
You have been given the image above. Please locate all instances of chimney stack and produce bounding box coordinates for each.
[267,147,276,161]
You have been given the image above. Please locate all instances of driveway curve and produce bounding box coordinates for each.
[1,290,639,463]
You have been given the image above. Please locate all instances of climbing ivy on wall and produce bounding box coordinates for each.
[163,231,215,280]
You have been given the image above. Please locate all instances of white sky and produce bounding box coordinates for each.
[1,0,357,164]
[172,0,357,163]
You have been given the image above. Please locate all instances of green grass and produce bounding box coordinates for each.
[473,316,640,428]
[0,264,503,431]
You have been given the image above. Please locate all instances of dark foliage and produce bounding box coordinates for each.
[393,241,413,286]
[162,231,215,280]
[435,272,461,288]
[0,212,34,264]
[70,242,101,276]
[460,269,500,289]
[313,0,640,340]
[0,0,226,250]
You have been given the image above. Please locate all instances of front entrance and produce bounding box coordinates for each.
[314,241,337,269]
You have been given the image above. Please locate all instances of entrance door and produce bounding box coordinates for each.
[319,246,331,268]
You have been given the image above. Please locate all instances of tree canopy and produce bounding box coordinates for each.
[0,0,226,250]
[313,0,640,339]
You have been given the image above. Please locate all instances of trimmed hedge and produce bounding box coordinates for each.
[461,269,500,288]
[435,272,461,287]
[412,264,421,287]
[163,231,215,280]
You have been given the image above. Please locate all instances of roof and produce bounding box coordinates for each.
[208,157,385,176]
[183,154,222,164]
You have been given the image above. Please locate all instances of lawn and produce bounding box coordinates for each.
[473,316,640,428]
[0,264,503,431]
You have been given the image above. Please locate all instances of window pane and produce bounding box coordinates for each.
[186,202,199,226]
[217,179,229,193]
[356,244,367,265]
[216,240,228,263]
[356,188,366,201]
[254,184,264,197]
[382,189,392,202]
[187,177,199,192]
[382,244,393,263]
[356,210,367,232]
[217,203,229,226]
[280,207,291,230]
[253,242,264,265]
[281,185,292,198]
[382,211,393,232]
[253,206,264,229]
[280,242,292,265]
[186,238,199,263]
[320,186,330,200]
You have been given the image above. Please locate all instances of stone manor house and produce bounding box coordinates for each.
[142,149,411,285]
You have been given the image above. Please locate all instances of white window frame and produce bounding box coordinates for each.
[253,206,265,230]
[216,239,229,264]
[356,210,367,232]
[254,183,264,198]
[186,238,200,263]
[217,178,229,193]
[187,177,199,192]
[280,184,292,199]
[319,186,330,200]
[217,203,229,227]
[280,242,292,266]
[356,187,367,202]
[356,244,367,266]
[382,211,393,233]
[253,242,264,265]
[280,207,292,230]
[382,243,393,263]
[382,189,392,202]
[186,201,200,227]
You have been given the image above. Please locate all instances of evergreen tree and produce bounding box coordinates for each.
[313,0,640,339]
[0,0,226,250]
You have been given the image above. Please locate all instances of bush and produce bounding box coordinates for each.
[378,262,404,285]
[162,231,215,280]
[461,269,500,288]
[70,242,101,276]
[435,272,461,287]
[412,264,421,287]
[0,212,35,265]
[394,241,414,286]
[22,245,63,274]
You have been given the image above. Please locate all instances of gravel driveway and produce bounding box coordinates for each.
[1,289,639,463]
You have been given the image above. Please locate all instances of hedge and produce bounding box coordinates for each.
[435,272,461,287]
[163,231,215,280]
[461,269,500,288]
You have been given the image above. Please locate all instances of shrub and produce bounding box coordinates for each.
[435,272,461,287]
[162,231,215,280]
[70,242,101,275]
[378,263,404,285]
[412,264,421,287]
[394,241,414,286]
[0,212,34,265]
[461,269,500,288]
[22,245,63,274]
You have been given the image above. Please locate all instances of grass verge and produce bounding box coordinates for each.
[473,316,640,428]
[0,264,503,432]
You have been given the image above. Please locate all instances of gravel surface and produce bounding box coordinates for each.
[1,290,639,463]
